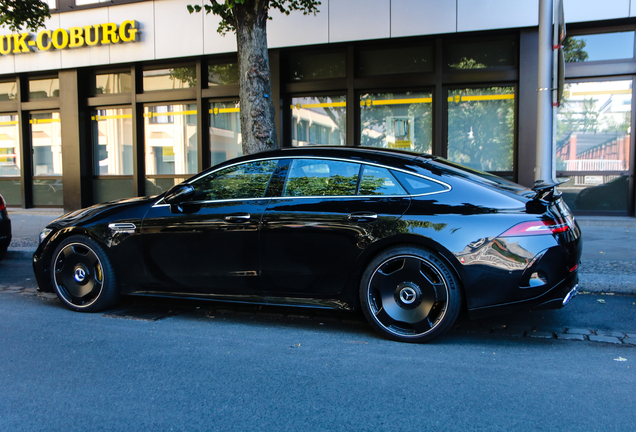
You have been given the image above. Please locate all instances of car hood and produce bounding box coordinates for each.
[48,196,158,229]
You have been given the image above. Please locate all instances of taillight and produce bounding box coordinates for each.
[500,219,569,237]
[0,195,5,211]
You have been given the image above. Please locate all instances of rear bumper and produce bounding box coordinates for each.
[468,270,580,319]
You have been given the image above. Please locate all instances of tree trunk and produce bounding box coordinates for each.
[234,0,278,155]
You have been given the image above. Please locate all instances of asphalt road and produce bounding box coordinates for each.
[1,284,635,431]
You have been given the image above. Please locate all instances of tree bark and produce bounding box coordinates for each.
[234,0,278,155]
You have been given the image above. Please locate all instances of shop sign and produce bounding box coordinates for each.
[0,20,139,55]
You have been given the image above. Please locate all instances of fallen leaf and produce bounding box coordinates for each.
[614,357,627,362]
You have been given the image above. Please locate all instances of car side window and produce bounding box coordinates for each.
[284,159,361,197]
[190,160,278,201]
[358,165,406,195]
[392,170,448,195]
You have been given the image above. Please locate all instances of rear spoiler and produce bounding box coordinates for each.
[526,179,568,213]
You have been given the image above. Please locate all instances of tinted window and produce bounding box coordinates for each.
[392,170,447,195]
[359,166,405,195]
[284,159,360,197]
[190,160,278,201]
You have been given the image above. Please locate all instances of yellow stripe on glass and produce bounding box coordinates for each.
[447,94,515,103]
[360,97,432,107]
[209,107,240,114]
[290,102,347,109]
[29,118,61,124]
[91,114,134,121]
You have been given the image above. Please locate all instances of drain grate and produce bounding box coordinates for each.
[102,306,182,321]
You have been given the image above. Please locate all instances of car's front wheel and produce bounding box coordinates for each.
[51,235,119,312]
[360,246,462,343]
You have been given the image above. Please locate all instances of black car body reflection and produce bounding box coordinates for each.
[33,147,582,342]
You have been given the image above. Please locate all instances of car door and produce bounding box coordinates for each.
[260,158,411,296]
[140,159,278,295]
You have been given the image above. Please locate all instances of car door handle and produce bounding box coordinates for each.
[225,213,251,223]
[347,212,378,222]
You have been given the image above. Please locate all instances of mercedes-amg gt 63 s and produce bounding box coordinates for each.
[33,147,582,342]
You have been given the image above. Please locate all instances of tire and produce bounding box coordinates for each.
[360,246,462,343]
[51,235,120,312]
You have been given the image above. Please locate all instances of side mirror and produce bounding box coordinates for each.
[164,184,195,205]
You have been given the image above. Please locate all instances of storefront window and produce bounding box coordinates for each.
[446,39,517,70]
[94,72,132,95]
[287,52,346,81]
[143,67,196,91]
[31,112,63,206]
[0,114,21,206]
[29,78,59,99]
[210,101,241,166]
[360,92,432,154]
[0,82,17,101]
[556,80,632,212]
[144,104,198,194]
[564,32,635,62]
[291,96,346,146]
[91,108,134,203]
[357,45,433,77]
[208,63,239,86]
[0,115,20,176]
[447,87,515,172]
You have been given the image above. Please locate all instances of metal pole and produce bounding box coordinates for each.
[535,0,554,183]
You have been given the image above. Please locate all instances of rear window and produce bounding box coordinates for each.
[429,158,526,194]
[392,170,448,195]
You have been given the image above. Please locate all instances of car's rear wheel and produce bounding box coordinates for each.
[360,246,462,343]
[51,235,119,312]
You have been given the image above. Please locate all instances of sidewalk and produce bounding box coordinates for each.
[5,209,636,295]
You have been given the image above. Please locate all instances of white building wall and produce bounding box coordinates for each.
[0,0,633,75]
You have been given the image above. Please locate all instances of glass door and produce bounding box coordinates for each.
[556,80,633,213]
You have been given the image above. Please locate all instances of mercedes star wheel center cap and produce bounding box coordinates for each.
[400,287,417,304]
[74,266,88,283]
[395,283,422,309]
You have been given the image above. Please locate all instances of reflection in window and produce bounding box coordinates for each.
[76,0,110,4]
[359,166,405,195]
[144,104,198,176]
[556,80,632,212]
[564,32,635,63]
[447,87,515,172]
[360,92,432,154]
[446,39,517,69]
[357,45,433,76]
[0,115,20,176]
[31,112,62,176]
[291,96,346,146]
[0,81,17,101]
[191,160,278,201]
[92,108,133,175]
[29,78,59,99]
[143,67,196,91]
[208,63,239,86]
[94,72,132,95]
[288,51,346,81]
[284,159,359,197]
[210,101,241,165]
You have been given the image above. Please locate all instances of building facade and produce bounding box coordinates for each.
[0,0,634,216]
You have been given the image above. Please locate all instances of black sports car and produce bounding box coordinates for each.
[33,147,582,342]
[0,193,10,261]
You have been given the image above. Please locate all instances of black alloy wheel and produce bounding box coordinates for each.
[360,246,462,343]
[51,235,119,312]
